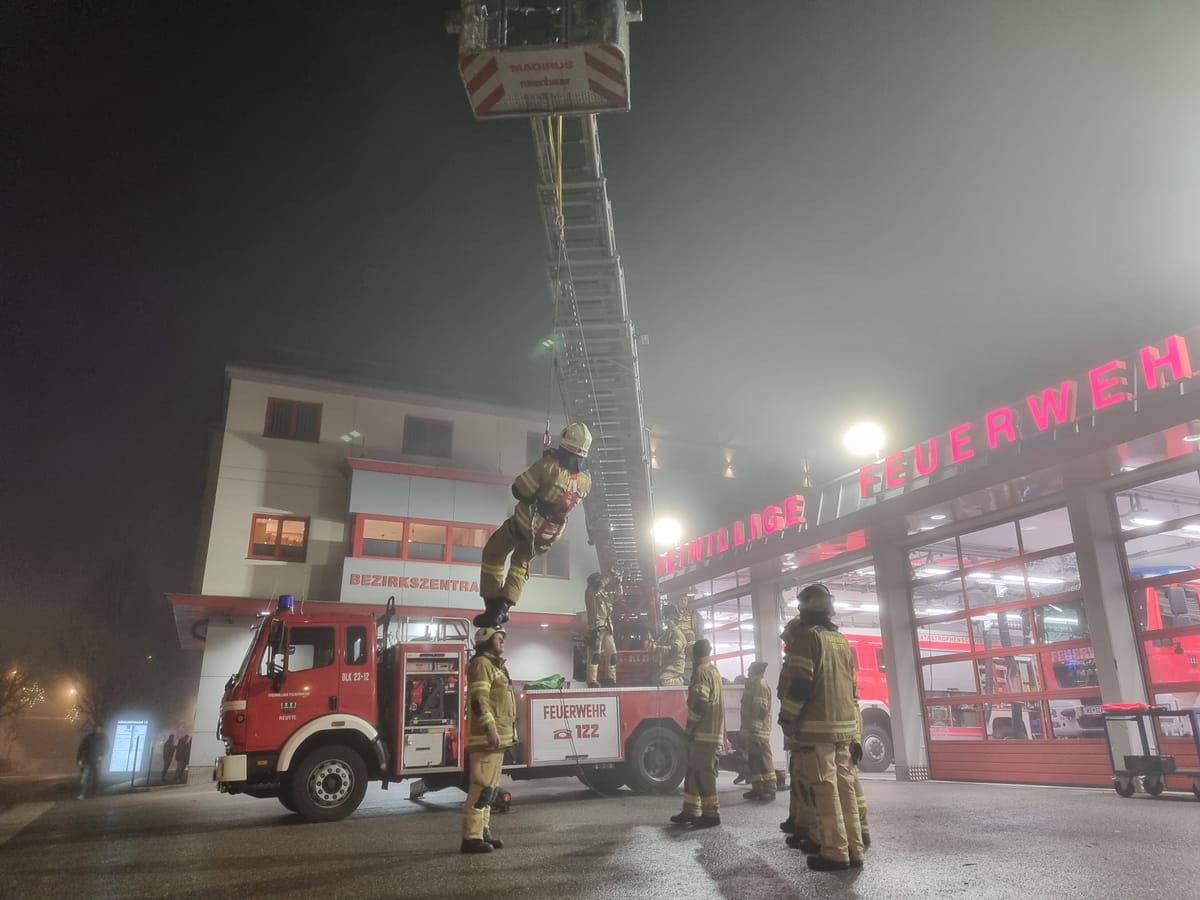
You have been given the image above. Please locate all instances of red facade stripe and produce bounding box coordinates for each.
[584,51,626,86]
[347,457,511,486]
[475,82,507,116]
[587,78,626,107]
[466,56,499,95]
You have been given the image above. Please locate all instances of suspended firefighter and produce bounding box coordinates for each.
[476,423,593,627]
[584,569,621,687]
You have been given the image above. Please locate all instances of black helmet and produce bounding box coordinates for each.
[587,572,604,587]
[797,583,834,617]
[693,638,712,660]
[662,603,681,622]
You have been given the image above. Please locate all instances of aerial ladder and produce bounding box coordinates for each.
[446,1,658,612]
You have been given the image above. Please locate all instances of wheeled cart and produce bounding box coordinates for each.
[1101,704,1200,800]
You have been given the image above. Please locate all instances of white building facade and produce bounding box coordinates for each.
[170,365,596,775]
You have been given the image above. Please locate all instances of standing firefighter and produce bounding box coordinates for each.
[584,570,621,687]
[461,626,517,854]
[651,604,687,686]
[669,639,724,828]
[476,423,593,627]
[778,583,865,871]
[740,661,776,801]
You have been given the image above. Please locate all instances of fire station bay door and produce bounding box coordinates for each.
[398,648,465,774]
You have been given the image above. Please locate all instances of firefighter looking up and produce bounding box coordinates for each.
[669,638,724,828]
[460,625,517,854]
[777,583,865,871]
[651,604,687,686]
[476,423,593,628]
[584,569,621,687]
[740,660,776,801]
[677,594,705,680]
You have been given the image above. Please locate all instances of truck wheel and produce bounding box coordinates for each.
[1114,777,1136,798]
[289,744,368,822]
[1143,776,1165,797]
[625,726,686,794]
[577,766,627,795]
[858,724,894,773]
[278,787,297,813]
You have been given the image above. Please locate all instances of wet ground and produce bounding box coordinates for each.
[1,771,1196,898]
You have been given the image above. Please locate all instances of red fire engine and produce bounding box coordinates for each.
[215,597,725,822]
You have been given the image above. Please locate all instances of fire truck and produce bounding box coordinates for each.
[214,597,738,822]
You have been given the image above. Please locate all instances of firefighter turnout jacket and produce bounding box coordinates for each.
[653,624,687,683]
[687,661,725,745]
[585,574,619,633]
[511,452,592,549]
[466,651,517,752]
[777,619,859,747]
[740,671,773,741]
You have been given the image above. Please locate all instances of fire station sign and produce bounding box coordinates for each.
[528,695,621,765]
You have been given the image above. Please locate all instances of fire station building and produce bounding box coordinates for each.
[169,365,592,775]
[658,329,1200,788]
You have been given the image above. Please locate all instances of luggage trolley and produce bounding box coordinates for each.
[1101,704,1200,800]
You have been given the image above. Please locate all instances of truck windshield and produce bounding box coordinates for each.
[226,619,267,691]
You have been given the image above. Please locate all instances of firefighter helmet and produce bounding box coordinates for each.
[797,583,834,617]
[587,571,604,587]
[693,638,712,659]
[662,603,681,623]
[558,422,592,458]
[475,625,506,646]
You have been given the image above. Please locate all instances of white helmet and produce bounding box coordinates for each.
[475,625,506,645]
[558,423,592,458]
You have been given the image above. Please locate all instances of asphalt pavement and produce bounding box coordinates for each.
[1,771,1196,899]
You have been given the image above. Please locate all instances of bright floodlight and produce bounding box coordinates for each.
[844,422,884,457]
[654,518,682,547]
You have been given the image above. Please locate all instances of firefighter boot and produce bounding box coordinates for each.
[669,812,698,825]
[460,839,494,854]
[483,828,504,850]
[473,598,513,628]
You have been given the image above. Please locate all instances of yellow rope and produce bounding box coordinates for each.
[546,115,564,218]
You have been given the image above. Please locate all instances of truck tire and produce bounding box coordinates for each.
[278,786,297,813]
[289,744,368,823]
[859,723,894,773]
[625,726,686,794]
[577,766,627,795]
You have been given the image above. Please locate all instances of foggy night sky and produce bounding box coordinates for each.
[4,1,1200,648]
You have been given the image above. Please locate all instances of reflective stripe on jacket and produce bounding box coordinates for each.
[511,454,591,546]
[687,661,724,745]
[777,623,858,746]
[467,652,517,751]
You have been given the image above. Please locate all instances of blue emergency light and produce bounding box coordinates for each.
[277,594,295,613]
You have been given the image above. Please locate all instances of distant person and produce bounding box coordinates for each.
[461,625,516,854]
[584,569,621,687]
[175,734,192,784]
[76,722,110,800]
[651,604,687,686]
[740,661,776,801]
[669,639,724,828]
[161,733,177,783]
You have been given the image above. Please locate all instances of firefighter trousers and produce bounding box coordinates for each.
[746,736,775,795]
[586,628,617,683]
[794,742,863,863]
[479,518,538,605]
[789,754,869,838]
[462,750,503,841]
[681,742,719,817]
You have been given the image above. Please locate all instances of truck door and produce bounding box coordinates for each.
[272,624,341,734]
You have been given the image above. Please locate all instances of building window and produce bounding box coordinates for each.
[354,516,493,566]
[248,514,309,562]
[264,398,321,442]
[528,540,570,579]
[403,416,453,458]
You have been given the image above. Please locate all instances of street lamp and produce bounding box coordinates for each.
[843,422,884,458]
[654,517,682,547]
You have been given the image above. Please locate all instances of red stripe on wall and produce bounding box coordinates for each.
[347,457,512,485]
[928,740,1114,787]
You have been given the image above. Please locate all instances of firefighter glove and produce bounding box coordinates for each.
[487,728,501,750]
[850,742,863,766]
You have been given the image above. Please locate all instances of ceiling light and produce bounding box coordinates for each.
[1129,517,1163,527]
[539,623,549,629]
[930,514,947,521]
[919,566,952,576]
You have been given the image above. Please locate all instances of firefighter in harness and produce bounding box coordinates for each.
[476,423,593,628]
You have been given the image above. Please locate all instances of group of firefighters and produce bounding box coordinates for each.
[463,423,869,869]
